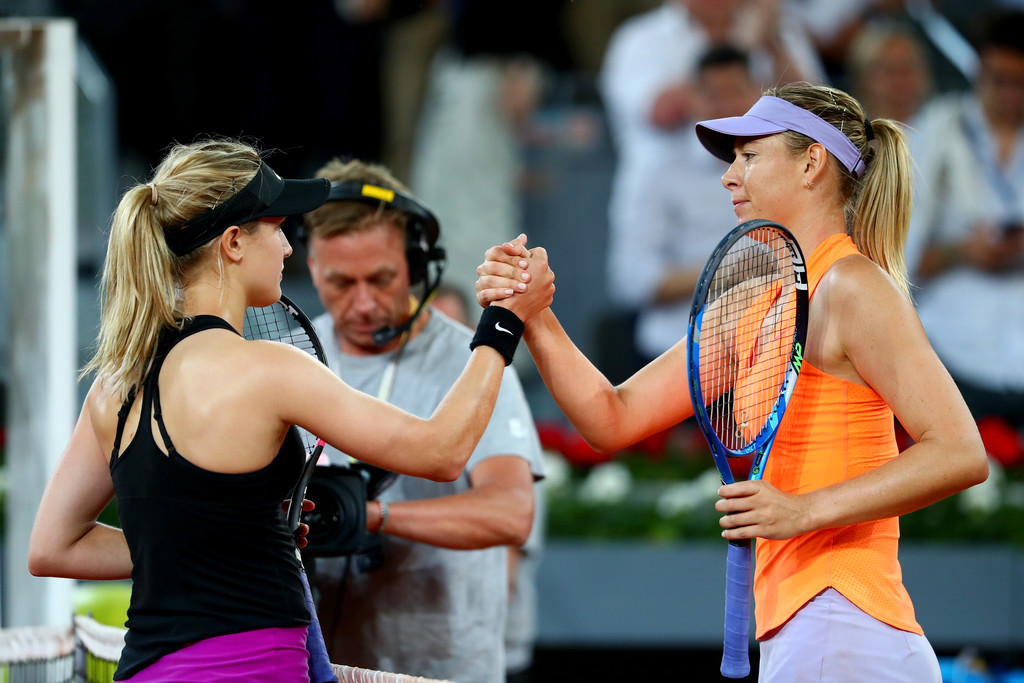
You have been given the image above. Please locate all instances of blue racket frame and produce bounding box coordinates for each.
[686,219,808,679]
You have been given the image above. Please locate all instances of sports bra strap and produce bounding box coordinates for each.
[114,316,238,462]
[151,379,179,458]
[111,385,138,460]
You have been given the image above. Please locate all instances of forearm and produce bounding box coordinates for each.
[413,348,509,481]
[29,523,132,580]
[524,310,633,452]
[803,437,988,533]
[368,489,534,550]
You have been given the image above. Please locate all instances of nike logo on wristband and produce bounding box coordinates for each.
[495,322,514,335]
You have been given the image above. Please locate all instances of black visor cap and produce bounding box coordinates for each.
[165,162,331,256]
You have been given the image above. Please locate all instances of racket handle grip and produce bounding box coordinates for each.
[301,570,338,683]
[720,540,753,679]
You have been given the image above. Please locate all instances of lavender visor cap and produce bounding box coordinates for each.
[695,96,866,178]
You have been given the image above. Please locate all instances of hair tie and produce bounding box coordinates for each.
[864,119,875,142]
[147,183,159,206]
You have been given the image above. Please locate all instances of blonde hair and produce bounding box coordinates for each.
[765,84,914,298]
[82,139,263,400]
[302,158,410,241]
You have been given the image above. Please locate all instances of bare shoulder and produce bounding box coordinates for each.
[161,331,326,422]
[176,329,318,379]
[82,376,128,455]
[818,253,913,317]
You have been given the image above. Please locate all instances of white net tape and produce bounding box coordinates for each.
[71,616,124,664]
[332,664,456,683]
[0,625,74,663]
[0,623,74,682]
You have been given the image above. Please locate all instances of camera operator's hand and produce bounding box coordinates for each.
[281,498,316,549]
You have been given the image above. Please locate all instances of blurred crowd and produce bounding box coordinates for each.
[5,2,1024,680]
[28,0,1024,476]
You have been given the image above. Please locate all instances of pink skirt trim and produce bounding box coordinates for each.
[121,626,310,683]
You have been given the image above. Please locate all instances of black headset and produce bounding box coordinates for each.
[321,181,447,346]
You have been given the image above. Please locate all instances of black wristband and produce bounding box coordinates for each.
[470,306,524,366]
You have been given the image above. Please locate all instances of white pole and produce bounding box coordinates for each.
[2,18,78,627]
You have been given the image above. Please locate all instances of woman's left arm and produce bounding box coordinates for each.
[718,258,988,541]
[28,379,133,579]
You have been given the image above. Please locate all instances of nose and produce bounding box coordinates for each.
[351,282,375,313]
[280,230,294,259]
[721,160,740,190]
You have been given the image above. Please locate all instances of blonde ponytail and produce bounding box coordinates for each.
[767,84,914,298]
[851,117,913,298]
[81,140,262,400]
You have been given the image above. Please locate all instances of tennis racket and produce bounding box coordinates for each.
[242,294,337,683]
[686,219,808,678]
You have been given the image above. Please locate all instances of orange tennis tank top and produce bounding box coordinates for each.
[753,232,922,639]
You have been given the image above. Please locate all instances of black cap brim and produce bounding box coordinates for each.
[166,163,331,256]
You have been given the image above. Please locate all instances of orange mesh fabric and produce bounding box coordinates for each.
[753,233,922,639]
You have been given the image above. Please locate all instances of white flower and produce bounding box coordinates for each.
[541,449,571,492]
[577,461,633,505]
[655,468,722,517]
[959,457,1003,515]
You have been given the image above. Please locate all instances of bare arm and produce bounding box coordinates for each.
[263,340,511,483]
[717,259,988,540]
[28,379,133,579]
[365,456,536,550]
[477,236,696,452]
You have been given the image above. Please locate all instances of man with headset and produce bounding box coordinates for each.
[301,158,544,683]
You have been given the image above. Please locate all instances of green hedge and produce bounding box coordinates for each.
[544,444,1024,546]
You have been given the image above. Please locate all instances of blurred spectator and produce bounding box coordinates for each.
[599,0,824,168]
[376,1,448,182]
[562,0,662,75]
[430,282,472,329]
[906,8,1024,428]
[504,487,545,683]
[845,21,933,124]
[606,44,762,360]
[428,280,546,683]
[790,0,977,93]
[598,0,823,365]
[408,0,572,316]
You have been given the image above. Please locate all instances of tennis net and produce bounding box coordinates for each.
[2,616,456,683]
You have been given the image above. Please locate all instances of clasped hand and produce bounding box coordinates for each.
[475,233,555,320]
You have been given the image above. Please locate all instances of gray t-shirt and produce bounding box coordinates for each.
[311,309,544,683]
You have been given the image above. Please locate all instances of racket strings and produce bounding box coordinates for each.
[699,227,800,451]
[243,304,321,359]
[243,301,324,454]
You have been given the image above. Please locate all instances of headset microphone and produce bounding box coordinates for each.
[373,244,446,346]
[314,181,447,347]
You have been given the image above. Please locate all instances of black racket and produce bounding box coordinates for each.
[686,219,808,678]
[242,294,336,683]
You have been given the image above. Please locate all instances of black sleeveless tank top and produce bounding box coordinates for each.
[109,315,309,679]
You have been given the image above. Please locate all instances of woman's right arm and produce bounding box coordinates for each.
[263,264,554,482]
[28,380,132,580]
[477,237,696,452]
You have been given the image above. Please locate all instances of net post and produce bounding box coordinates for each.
[1,18,78,628]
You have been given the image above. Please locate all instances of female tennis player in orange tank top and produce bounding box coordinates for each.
[476,83,989,682]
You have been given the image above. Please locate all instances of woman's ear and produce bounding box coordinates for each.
[220,225,245,264]
[803,142,829,187]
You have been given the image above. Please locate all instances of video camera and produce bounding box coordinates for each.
[300,462,396,567]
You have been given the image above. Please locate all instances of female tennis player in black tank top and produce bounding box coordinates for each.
[26,139,552,681]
